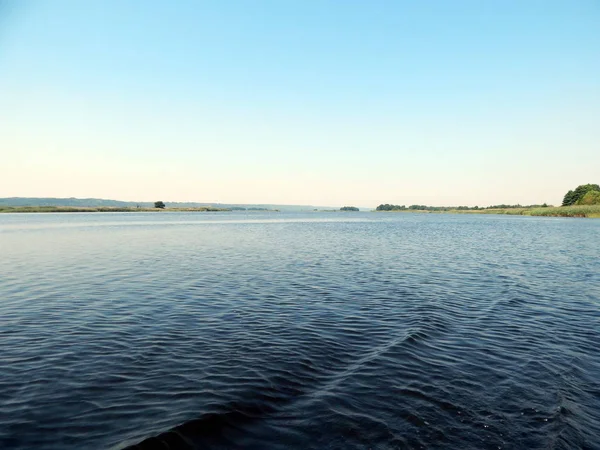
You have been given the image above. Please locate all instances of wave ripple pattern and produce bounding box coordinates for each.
[1,212,599,450]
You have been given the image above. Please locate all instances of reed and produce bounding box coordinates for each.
[376,206,600,218]
[528,205,600,218]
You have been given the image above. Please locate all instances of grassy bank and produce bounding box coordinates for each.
[377,205,600,218]
[460,205,600,218]
[527,205,600,218]
[0,206,231,213]
[443,208,530,215]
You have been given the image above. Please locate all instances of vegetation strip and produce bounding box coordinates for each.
[0,206,230,213]
[375,184,600,218]
[374,206,600,218]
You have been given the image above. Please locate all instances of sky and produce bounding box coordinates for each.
[1,0,599,207]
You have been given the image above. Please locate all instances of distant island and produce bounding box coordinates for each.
[0,205,231,213]
[340,206,359,211]
[0,197,334,213]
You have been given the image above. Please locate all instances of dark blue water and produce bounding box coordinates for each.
[1,212,599,449]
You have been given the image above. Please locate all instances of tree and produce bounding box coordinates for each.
[154,201,166,209]
[577,190,600,205]
[562,190,575,206]
[376,204,406,211]
[340,206,359,211]
[562,184,600,206]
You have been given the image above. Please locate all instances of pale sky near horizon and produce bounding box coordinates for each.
[1,1,599,207]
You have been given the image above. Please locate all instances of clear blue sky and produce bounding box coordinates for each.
[1,0,598,206]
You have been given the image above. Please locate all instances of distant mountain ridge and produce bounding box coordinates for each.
[0,197,338,212]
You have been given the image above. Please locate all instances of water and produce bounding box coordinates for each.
[1,212,599,449]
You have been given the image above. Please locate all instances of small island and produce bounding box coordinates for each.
[340,206,360,211]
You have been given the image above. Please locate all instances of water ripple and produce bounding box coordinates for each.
[0,212,599,449]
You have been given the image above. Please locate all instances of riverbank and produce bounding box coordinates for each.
[450,205,600,218]
[376,205,600,218]
[0,206,231,213]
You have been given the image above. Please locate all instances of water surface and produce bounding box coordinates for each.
[1,212,599,449]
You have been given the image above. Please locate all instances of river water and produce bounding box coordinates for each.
[1,212,599,449]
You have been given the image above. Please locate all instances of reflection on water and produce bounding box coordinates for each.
[1,212,599,449]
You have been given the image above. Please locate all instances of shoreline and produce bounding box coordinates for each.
[374,205,600,218]
[1,205,599,218]
[0,206,234,213]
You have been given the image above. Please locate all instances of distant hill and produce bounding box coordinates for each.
[0,197,338,212]
[0,197,137,207]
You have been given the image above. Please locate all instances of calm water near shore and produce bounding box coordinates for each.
[1,212,599,449]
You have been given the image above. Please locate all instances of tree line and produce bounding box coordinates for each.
[376,183,600,211]
[562,184,600,206]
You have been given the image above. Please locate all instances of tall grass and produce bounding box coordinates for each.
[376,205,600,218]
[460,208,531,215]
[529,205,600,218]
[449,205,600,217]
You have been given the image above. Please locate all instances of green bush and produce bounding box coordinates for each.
[562,184,600,206]
[576,190,600,205]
